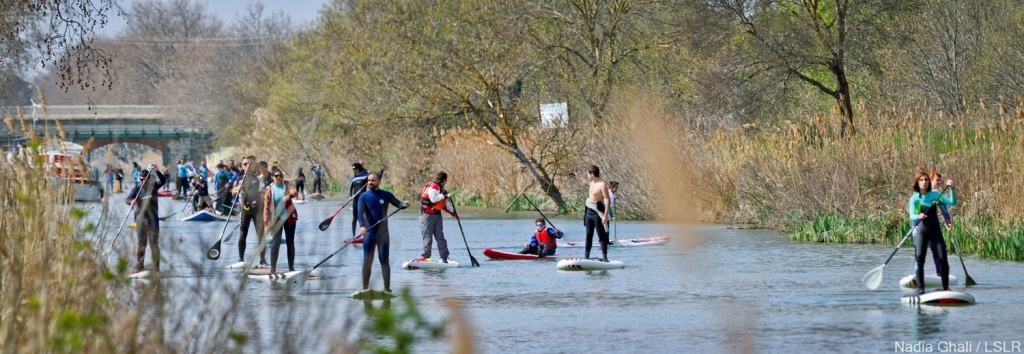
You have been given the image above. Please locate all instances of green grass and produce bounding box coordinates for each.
[791,213,1024,261]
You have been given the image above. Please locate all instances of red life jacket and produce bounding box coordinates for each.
[420,182,447,214]
[536,228,557,248]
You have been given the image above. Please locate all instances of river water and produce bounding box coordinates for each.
[96,196,1024,353]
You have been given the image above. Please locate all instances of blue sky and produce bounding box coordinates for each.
[95,0,332,36]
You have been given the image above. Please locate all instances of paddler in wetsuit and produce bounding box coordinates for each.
[419,171,459,263]
[358,173,409,292]
[231,156,268,266]
[348,162,385,238]
[907,171,957,294]
[518,217,563,256]
[126,163,167,273]
[570,165,612,262]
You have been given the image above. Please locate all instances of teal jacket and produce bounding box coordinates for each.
[908,189,956,221]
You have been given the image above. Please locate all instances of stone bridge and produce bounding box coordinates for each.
[1,105,215,164]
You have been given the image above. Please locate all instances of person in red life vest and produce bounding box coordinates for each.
[419,171,459,263]
[518,217,563,256]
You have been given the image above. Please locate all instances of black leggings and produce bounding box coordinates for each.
[238,207,267,262]
[296,182,305,197]
[312,179,322,194]
[584,208,609,259]
[270,221,296,271]
[352,206,360,238]
[913,225,950,290]
[135,216,160,271]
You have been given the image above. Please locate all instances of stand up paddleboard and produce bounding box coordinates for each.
[309,193,325,200]
[157,190,175,198]
[245,268,325,281]
[293,198,306,204]
[901,290,974,305]
[402,258,460,270]
[179,210,228,222]
[556,258,625,271]
[351,289,396,300]
[899,273,959,288]
[562,236,669,247]
[226,261,270,270]
[482,248,556,260]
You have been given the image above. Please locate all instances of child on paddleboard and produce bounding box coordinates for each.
[518,217,563,257]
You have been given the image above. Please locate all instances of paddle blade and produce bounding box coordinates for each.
[206,241,222,260]
[863,264,885,290]
[287,270,310,291]
[470,255,480,267]
[965,274,977,286]
[318,216,333,231]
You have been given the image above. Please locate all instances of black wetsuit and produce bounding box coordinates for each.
[913,201,950,292]
[236,172,267,263]
[584,201,610,261]
[126,170,167,271]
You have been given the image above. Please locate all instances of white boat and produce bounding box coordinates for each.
[43,140,103,202]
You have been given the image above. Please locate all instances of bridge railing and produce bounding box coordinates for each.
[0,105,168,120]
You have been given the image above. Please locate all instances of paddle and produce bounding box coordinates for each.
[161,186,198,221]
[207,157,253,260]
[288,206,406,291]
[518,192,557,230]
[504,182,534,212]
[447,201,479,267]
[106,166,154,254]
[949,233,977,286]
[318,183,368,231]
[862,185,949,290]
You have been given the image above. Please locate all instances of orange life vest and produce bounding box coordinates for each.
[420,182,447,214]
[536,228,557,248]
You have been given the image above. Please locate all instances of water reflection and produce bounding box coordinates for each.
[910,304,948,341]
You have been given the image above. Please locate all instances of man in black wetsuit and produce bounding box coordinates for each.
[570,165,612,262]
[231,156,268,266]
[126,163,167,272]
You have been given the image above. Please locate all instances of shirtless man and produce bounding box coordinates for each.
[570,165,611,262]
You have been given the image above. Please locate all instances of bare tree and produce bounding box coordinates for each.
[705,0,910,136]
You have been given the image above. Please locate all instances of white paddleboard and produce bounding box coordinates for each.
[351,289,397,300]
[617,236,670,246]
[556,258,625,271]
[901,290,974,305]
[226,261,270,270]
[899,273,959,288]
[401,258,460,270]
[245,268,325,280]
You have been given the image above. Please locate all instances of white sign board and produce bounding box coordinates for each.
[539,102,569,128]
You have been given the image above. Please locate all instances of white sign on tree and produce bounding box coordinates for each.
[539,102,569,128]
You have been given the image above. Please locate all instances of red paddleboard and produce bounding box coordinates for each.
[483,248,556,260]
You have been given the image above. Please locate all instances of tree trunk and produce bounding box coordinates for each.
[832,62,856,137]
[507,142,567,208]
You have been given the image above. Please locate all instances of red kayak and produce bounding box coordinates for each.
[482,248,556,260]
[343,237,364,244]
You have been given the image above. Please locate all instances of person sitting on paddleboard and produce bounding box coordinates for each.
[263,170,299,273]
[126,163,167,273]
[908,171,956,294]
[518,217,563,257]
[358,173,410,293]
[193,175,214,212]
[911,171,953,276]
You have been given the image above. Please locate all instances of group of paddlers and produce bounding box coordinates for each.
[124,157,620,294]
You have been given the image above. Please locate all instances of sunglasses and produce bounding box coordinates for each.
[273,174,283,178]
[536,223,545,227]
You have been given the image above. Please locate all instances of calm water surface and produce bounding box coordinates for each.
[97,196,1024,353]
